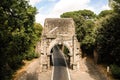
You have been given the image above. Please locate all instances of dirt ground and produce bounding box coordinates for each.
[70,57,107,80]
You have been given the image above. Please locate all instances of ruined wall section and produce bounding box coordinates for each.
[43,18,75,39]
[40,18,81,70]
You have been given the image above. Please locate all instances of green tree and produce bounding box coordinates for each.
[61,11,85,41]
[96,14,120,64]
[61,9,96,42]
[95,0,120,78]
[25,23,43,60]
[98,10,114,18]
[0,0,42,79]
[113,0,120,13]
[77,9,96,19]
[95,0,120,64]
[61,10,96,56]
[34,23,43,38]
[81,20,96,55]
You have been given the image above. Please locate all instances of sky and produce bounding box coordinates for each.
[29,0,110,25]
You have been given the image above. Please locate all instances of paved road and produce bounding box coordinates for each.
[52,46,70,80]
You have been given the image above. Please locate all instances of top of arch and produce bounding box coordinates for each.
[42,18,75,39]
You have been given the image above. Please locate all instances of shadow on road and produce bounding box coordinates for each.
[53,58,66,67]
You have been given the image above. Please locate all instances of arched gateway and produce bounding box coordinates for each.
[40,18,81,70]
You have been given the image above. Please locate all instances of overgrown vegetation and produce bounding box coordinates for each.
[96,0,120,78]
[110,64,120,78]
[61,9,96,56]
[0,0,120,79]
[0,0,42,79]
[61,0,120,79]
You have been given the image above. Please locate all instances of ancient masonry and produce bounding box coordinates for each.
[40,18,81,70]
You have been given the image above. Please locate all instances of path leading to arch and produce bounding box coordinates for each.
[51,46,70,80]
[14,54,108,80]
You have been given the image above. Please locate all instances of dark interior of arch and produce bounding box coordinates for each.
[50,44,70,67]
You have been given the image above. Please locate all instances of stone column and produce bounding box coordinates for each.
[41,55,48,71]
[47,55,50,69]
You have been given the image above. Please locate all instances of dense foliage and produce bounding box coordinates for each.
[113,0,120,13]
[98,10,113,18]
[96,14,120,64]
[80,20,96,55]
[61,0,120,78]
[0,0,42,79]
[61,9,96,55]
[0,0,120,79]
[61,11,85,41]
[110,64,120,78]
[96,0,120,78]
[96,0,120,64]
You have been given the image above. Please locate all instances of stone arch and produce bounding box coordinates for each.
[47,39,72,56]
[40,18,81,70]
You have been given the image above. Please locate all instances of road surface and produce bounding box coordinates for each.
[52,46,70,80]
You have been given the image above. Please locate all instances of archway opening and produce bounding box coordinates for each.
[49,44,71,68]
[58,44,70,67]
[50,48,53,66]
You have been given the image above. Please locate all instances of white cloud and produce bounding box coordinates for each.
[101,4,110,10]
[36,13,45,25]
[48,0,57,2]
[95,4,111,14]
[29,0,42,6]
[35,0,95,26]
[50,0,94,17]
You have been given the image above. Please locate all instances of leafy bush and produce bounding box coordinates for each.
[96,14,120,64]
[25,52,39,60]
[0,0,42,79]
[110,64,120,78]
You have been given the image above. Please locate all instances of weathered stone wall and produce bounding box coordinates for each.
[43,18,75,39]
[40,18,81,70]
[35,41,41,54]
